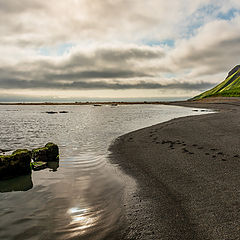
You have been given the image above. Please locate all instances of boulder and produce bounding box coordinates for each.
[0,149,32,180]
[46,111,58,114]
[32,142,59,162]
[47,161,59,172]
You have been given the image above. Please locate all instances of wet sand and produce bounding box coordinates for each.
[110,97,240,240]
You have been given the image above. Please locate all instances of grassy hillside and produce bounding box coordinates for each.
[193,65,240,100]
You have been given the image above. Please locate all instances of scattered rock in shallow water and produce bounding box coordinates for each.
[32,143,59,162]
[0,149,32,180]
[47,161,59,172]
[0,143,60,180]
[46,111,58,114]
[31,161,48,171]
[59,111,68,113]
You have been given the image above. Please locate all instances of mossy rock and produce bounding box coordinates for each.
[32,142,59,162]
[31,161,48,171]
[0,149,32,180]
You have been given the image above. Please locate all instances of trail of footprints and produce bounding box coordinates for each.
[144,130,240,162]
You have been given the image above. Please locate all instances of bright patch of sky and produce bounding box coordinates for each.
[164,73,177,78]
[182,4,220,38]
[143,39,175,48]
[38,43,74,57]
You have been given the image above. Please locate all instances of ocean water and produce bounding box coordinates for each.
[0,104,211,240]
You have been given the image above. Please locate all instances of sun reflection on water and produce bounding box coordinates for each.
[67,207,99,231]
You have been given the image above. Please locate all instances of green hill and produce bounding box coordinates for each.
[192,65,240,100]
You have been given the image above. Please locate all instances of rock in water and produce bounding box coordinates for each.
[32,142,59,162]
[0,149,32,180]
[31,161,48,171]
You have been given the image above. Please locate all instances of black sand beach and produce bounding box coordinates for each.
[110,97,240,240]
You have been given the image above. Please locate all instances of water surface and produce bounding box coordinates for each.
[0,104,211,240]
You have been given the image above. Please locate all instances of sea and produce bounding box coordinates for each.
[0,104,211,240]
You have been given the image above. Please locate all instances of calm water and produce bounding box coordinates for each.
[0,104,210,240]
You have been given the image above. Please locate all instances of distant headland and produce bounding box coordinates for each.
[193,65,240,100]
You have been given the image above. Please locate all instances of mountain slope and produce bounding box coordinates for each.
[193,65,240,100]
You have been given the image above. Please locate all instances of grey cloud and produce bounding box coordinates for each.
[172,32,240,77]
[0,42,213,93]
[46,70,152,80]
[0,0,213,47]
[0,76,213,91]
[94,47,165,62]
[0,0,42,14]
[66,46,165,68]
[13,46,165,78]
[68,80,213,90]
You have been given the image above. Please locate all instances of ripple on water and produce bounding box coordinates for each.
[0,104,213,240]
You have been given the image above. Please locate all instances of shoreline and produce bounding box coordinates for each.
[0,101,183,106]
[110,98,240,239]
[1,97,240,106]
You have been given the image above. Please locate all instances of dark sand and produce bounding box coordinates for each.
[110,97,240,240]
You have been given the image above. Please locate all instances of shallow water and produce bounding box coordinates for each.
[0,104,211,240]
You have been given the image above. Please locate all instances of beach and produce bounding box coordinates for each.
[110,97,240,240]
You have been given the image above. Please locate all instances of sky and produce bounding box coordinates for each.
[0,0,240,102]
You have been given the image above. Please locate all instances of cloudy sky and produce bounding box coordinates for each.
[1,0,240,101]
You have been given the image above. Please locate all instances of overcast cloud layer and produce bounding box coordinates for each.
[0,0,240,101]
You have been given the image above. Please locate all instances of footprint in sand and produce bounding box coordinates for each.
[198,147,203,149]
[210,148,217,151]
[182,148,189,153]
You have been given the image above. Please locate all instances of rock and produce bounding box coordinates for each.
[59,111,68,113]
[46,111,58,114]
[31,161,48,171]
[0,149,32,180]
[32,142,59,162]
[47,161,59,172]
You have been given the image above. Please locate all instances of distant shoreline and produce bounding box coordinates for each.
[1,96,240,105]
[0,101,173,105]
